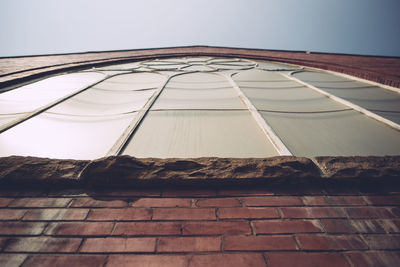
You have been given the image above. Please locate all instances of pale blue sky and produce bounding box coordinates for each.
[1,0,399,57]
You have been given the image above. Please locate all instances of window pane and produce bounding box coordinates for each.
[293,71,400,123]
[209,58,253,66]
[185,57,212,62]
[94,62,140,71]
[94,73,166,91]
[152,88,244,110]
[240,86,346,112]
[236,81,300,88]
[374,111,400,124]
[0,72,164,159]
[320,85,400,112]
[181,65,215,71]
[144,58,187,64]
[0,72,105,121]
[211,64,253,70]
[172,72,226,83]
[257,61,300,71]
[0,112,136,160]
[233,69,286,82]
[147,64,187,70]
[152,73,244,110]
[167,81,230,89]
[292,71,348,82]
[123,110,279,158]
[260,110,400,157]
[0,114,21,126]
[166,73,231,90]
[208,58,239,64]
[50,89,155,116]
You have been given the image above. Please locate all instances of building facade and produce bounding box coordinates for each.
[0,46,399,267]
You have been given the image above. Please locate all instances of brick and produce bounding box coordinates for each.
[303,196,365,206]
[300,196,326,206]
[272,188,324,196]
[196,198,241,207]
[324,186,361,196]
[391,207,400,217]
[158,237,221,252]
[218,207,279,219]
[114,222,181,236]
[45,222,114,236]
[153,208,216,220]
[0,222,46,235]
[224,235,297,251]
[107,255,187,267]
[267,252,350,267]
[218,189,275,196]
[183,221,250,235]
[321,219,385,233]
[296,234,367,250]
[8,198,71,208]
[71,198,127,208]
[0,209,26,220]
[0,198,13,207]
[378,219,400,233]
[189,253,267,267]
[23,255,106,267]
[365,195,400,205]
[253,220,323,234]
[4,237,81,252]
[0,255,28,267]
[0,238,6,250]
[81,237,155,252]
[345,252,400,267]
[280,207,346,218]
[23,209,88,221]
[362,234,400,249]
[13,191,48,197]
[88,208,151,221]
[162,189,217,197]
[131,198,191,207]
[93,189,161,197]
[243,196,303,207]
[345,207,395,219]
[47,190,89,197]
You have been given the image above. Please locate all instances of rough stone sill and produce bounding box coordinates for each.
[0,155,399,189]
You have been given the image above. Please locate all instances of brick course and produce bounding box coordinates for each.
[266,252,350,267]
[113,222,182,236]
[0,188,399,266]
[81,237,156,252]
[87,208,151,221]
[4,237,82,252]
[218,207,279,219]
[1,46,400,88]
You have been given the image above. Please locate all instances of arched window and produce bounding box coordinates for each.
[0,57,399,159]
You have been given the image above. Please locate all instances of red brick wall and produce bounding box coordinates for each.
[1,46,400,88]
[1,187,399,267]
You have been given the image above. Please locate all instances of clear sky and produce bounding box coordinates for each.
[1,0,399,57]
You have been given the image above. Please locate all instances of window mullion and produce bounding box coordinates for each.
[222,72,292,156]
[0,73,113,134]
[281,72,400,131]
[106,72,185,156]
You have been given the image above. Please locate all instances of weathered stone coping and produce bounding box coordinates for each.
[0,156,399,189]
